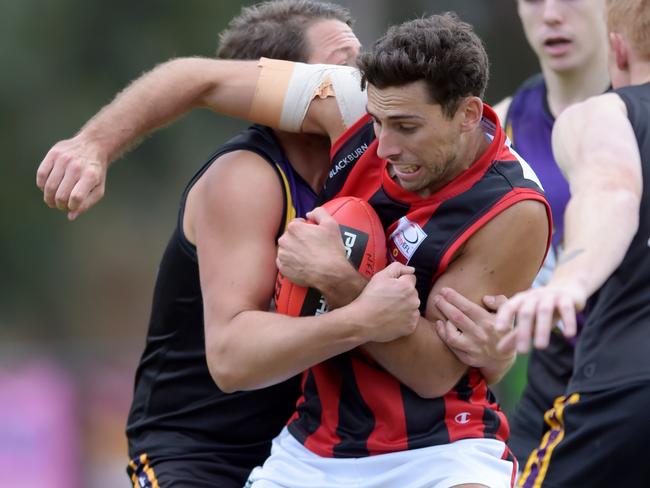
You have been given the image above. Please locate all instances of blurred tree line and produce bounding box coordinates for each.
[1,0,539,408]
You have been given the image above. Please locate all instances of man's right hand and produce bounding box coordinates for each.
[36,135,108,220]
[496,280,586,354]
[352,262,420,343]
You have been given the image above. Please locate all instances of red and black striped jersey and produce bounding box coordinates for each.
[288,104,552,458]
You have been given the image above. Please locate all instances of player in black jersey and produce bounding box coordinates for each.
[497,0,650,485]
[36,2,421,487]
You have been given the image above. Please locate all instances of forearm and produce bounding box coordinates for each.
[318,264,368,310]
[208,262,422,392]
[480,354,516,385]
[551,95,641,295]
[551,187,639,295]
[206,306,366,393]
[361,317,467,398]
[78,57,251,162]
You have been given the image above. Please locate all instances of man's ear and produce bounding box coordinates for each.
[610,32,629,71]
[458,96,484,132]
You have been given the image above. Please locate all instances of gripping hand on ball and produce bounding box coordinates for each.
[352,262,420,343]
[276,207,350,288]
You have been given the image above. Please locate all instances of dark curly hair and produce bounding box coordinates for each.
[357,13,489,118]
[217,0,353,63]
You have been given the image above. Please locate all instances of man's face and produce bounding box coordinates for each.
[367,81,467,197]
[517,0,607,73]
[304,19,361,66]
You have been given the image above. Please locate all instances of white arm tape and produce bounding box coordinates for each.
[279,63,368,132]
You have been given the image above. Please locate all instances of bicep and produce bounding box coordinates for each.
[198,59,262,121]
[190,152,285,328]
[427,200,550,316]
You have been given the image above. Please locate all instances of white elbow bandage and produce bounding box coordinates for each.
[250,58,367,132]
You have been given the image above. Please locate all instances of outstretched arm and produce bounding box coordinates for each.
[36,58,261,219]
[497,93,643,353]
[37,57,359,219]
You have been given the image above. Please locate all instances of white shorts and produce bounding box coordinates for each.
[245,427,516,488]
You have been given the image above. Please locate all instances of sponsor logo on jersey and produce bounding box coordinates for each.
[388,216,427,264]
[454,412,471,424]
[329,143,369,179]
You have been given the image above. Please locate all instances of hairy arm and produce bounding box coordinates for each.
[497,94,642,352]
[191,154,419,392]
[36,57,353,219]
[36,58,260,218]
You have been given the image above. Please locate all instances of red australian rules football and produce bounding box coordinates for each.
[274,196,387,317]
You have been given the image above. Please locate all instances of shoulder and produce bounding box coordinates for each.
[517,73,545,92]
[201,149,281,189]
[553,93,629,157]
[444,198,550,298]
[184,149,285,243]
[553,93,640,186]
[218,125,285,162]
[500,74,546,123]
[559,93,627,127]
[476,199,548,241]
[466,198,550,269]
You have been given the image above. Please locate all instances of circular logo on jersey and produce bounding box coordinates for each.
[454,412,471,424]
[402,224,421,244]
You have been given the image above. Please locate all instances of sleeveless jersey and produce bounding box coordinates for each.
[287,105,552,458]
[126,125,316,469]
[504,75,577,460]
[568,82,650,393]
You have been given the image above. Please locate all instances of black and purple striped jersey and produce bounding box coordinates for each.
[126,125,316,482]
[569,82,650,394]
[505,75,570,248]
[288,105,552,458]
[517,81,650,488]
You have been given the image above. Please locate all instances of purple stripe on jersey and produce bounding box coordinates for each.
[506,76,569,249]
[520,427,561,488]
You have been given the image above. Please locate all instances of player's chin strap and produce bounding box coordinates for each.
[250,57,367,132]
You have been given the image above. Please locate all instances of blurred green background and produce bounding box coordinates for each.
[1,1,538,486]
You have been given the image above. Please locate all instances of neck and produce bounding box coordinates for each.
[273,130,332,192]
[628,60,650,86]
[541,57,610,118]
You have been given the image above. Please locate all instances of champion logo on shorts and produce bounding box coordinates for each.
[388,216,427,264]
[454,412,471,424]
